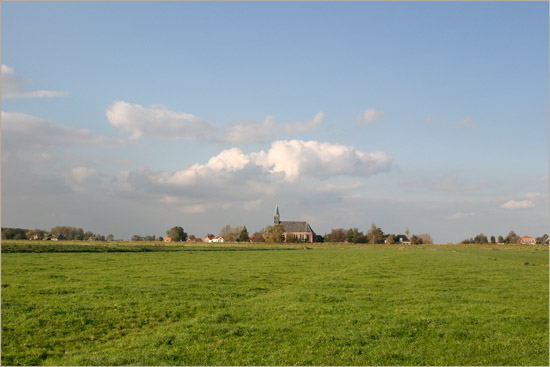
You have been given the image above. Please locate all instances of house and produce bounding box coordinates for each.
[203,235,224,243]
[519,236,536,245]
[51,234,65,241]
[394,235,411,245]
[274,205,316,243]
[163,237,172,243]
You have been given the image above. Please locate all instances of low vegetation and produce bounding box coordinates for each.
[2,241,548,365]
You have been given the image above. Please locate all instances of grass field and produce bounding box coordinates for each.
[1,241,548,365]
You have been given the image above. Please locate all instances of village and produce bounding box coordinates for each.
[2,205,548,246]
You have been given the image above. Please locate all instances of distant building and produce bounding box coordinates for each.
[51,234,65,241]
[519,236,536,245]
[188,238,203,243]
[163,237,172,243]
[394,235,411,245]
[204,235,224,243]
[274,205,316,243]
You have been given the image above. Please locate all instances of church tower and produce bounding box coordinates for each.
[274,204,280,224]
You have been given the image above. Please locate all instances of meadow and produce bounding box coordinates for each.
[1,241,548,365]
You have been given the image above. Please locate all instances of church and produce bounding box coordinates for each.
[273,205,316,243]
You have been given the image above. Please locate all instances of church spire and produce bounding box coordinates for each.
[274,204,280,224]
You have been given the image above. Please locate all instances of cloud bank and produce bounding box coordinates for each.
[1,65,67,98]
[121,139,392,207]
[106,101,323,143]
[2,111,125,152]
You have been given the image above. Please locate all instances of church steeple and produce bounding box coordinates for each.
[274,204,280,224]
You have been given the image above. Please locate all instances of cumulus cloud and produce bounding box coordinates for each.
[253,140,392,181]
[1,64,67,98]
[121,140,392,206]
[222,112,324,144]
[106,101,216,140]
[501,199,534,209]
[357,108,384,125]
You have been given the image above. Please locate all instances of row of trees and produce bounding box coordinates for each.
[461,231,547,244]
[323,225,432,245]
[1,227,114,241]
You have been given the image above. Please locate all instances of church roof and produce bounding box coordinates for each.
[280,221,314,233]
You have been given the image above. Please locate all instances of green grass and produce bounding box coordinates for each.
[1,242,548,365]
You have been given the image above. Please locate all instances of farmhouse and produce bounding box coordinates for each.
[274,205,316,243]
[163,237,172,243]
[204,235,225,243]
[394,235,411,245]
[519,236,536,245]
[51,234,65,241]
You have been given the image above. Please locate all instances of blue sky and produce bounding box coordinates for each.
[2,1,548,242]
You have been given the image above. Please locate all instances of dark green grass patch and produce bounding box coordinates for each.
[1,245,548,365]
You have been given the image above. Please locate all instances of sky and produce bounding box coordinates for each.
[1,1,548,243]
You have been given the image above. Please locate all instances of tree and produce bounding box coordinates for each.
[326,228,346,242]
[132,235,143,241]
[497,235,505,243]
[490,236,496,244]
[505,230,519,244]
[237,226,250,242]
[106,234,114,241]
[417,233,433,244]
[405,228,410,236]
[354,234,368,243]
[144,235,155,241]
[346,228,361,243]
[167,226,187,242]
[385,234,395,244]
[367,224,385,244]
[410,235,423,245]
[2,228,29,240]
[474,233,488,244]
[264,224,284,243]
[25,229,47,240]
[251,232,265,243]
[219,225,232,238]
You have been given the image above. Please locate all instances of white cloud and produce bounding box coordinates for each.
[357,108,384,125]
[222,112,324,144]
[1,112,126,153]
[1,64,67,98]
[106,101,216,140]
[253,140,392,182]
[106,101,324,143]
[121,140,392,208]
[501,199,534,209]
[447,211,476,220]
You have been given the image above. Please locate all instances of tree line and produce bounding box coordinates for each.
[321,224,432,244]
[461,230,548,244]
[1,227,115,241]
